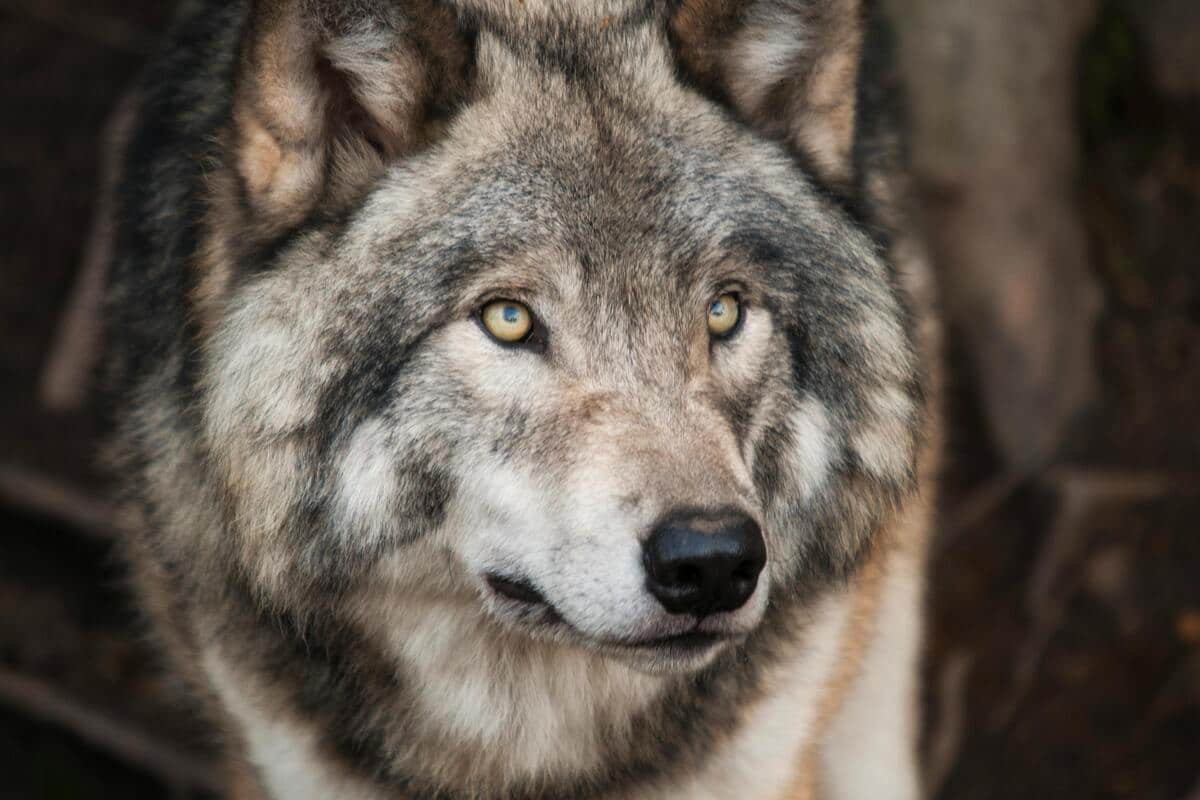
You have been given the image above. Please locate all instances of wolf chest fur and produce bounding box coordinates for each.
[102,0,940,797]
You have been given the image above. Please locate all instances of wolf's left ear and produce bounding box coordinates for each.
[231,0,472,236]
[671,0,864,187]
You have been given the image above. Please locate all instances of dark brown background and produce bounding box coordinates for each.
[1,1,1198,798]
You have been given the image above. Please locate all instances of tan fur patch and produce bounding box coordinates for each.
[191,168,240,342]
[670,0,745,83]
[189,0,474,343]
[226,757,268,800]
[789,0,861,185]
[226,0,469,238]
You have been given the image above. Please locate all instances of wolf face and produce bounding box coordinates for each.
[187,0,920,683]
[102,0,932,793]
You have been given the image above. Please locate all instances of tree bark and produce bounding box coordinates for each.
[886,0,1102,468]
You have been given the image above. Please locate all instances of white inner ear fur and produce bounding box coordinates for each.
[722,0,863,185]
[728,7,812,111]
[323,28,426,149]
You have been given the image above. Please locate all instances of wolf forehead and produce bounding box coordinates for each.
[243,121,906,416]
[349,128,872,311]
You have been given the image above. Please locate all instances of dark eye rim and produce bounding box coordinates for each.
[474,299,548,353]
[708,291,745,341]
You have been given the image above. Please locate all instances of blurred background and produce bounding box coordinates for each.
[1,0,1197,797]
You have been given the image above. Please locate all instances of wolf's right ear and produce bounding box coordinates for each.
[671,0,865,189]
[231,0,472,236]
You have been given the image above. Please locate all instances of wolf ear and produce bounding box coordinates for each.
[672,0,864,187]
[232,0,471,235]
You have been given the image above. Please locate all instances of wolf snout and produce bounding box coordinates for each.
[642,510,766,617]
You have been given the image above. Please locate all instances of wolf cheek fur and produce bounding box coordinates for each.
[104,0,936,798]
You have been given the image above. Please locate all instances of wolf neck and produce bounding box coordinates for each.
[211,586,836,800]
[363,592,668,782]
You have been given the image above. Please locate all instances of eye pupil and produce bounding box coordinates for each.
[503,306,520,324]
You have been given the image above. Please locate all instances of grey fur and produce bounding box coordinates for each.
[103,0,933,797]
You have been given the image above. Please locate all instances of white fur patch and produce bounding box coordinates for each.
[712,305,773,389]
[819,550,923,799]
[325,27,424,141]
[857,312,911,382]
[206,315,321,443]
[203,649,381,800]
[336,418,399,547]
[852,386,915,480]
[789,395,835,501]
[450,453,675,643]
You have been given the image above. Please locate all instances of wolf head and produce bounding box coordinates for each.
[197,0,920,675]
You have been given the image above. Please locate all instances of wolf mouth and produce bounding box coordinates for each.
[485,573,549,606]
[484,572,734,655]
[611,631,724,652]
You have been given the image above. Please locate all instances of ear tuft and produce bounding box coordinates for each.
[672,0,864,188]
[232,0,471,236]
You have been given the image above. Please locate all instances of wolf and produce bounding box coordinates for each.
[101,0,940,797]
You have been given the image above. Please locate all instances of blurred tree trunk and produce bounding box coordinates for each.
[886,0,1103,469]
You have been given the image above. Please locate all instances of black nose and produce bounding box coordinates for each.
[642,509,766,617]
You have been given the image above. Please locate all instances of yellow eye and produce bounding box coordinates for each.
[481,300,534,343]
[707,293,741,337]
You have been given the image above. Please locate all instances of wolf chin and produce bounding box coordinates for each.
[102,0,940,797]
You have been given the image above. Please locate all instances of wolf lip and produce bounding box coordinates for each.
[486,574,548,606]
[620,631,724,652]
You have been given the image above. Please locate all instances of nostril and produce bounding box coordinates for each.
[673,564,703,588]
[733,560,759,582]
